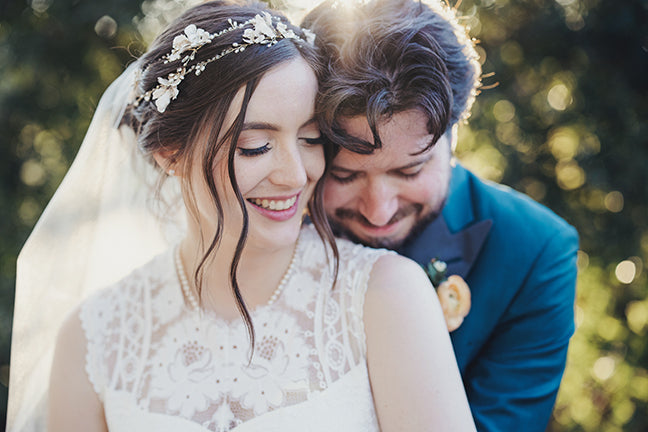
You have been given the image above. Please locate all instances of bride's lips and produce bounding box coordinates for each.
[246,193,300,221]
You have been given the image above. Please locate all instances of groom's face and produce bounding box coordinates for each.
[323,109,453,249]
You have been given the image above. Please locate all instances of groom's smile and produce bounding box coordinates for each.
[323,110,453,250]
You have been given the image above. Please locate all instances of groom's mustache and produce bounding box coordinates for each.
[333,203,424,228]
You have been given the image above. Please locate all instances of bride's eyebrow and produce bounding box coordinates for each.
[241,117,317,132]
[241,122,279,131]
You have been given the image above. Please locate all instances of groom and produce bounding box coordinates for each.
[303,0,579,430]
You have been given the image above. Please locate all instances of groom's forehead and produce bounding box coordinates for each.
[337,112,434,153]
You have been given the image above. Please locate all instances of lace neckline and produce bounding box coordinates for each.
[173,235,302,313]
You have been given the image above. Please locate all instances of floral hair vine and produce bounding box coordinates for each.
[133,12,316,113]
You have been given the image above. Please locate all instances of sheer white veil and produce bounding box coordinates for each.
[7,63,186,431]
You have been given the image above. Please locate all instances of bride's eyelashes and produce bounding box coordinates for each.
[302,135,325,145]
[238,143,272,157]
[237,135,324,157]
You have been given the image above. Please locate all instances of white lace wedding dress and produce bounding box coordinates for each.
[80,225,390,431]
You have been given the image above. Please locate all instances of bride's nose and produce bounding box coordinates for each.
[270,143,308,189]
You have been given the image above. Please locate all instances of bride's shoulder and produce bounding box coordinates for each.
[71,248,176,335]
[86,248,174,303]
[365,253,436,312]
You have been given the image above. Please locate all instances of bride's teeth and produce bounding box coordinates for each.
[250,196,297,210]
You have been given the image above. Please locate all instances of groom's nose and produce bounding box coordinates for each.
[359,179,399,226]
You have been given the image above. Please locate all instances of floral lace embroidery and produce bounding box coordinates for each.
[81,225,390,431]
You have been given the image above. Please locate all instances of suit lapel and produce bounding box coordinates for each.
[400,216,491,278]
[398,163,492,279]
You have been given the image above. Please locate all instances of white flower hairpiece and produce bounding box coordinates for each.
[133,12,316,113]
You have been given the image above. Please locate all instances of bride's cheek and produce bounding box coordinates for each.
[306,147,326,180]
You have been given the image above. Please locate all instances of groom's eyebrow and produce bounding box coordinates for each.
[331,154,434,173]
[330,166,358,173]
[393,156,434,170]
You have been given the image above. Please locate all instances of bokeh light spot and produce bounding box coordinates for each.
[597,316,623,341]
[459,144,506,182]
[604,191,624,213]
[95,15,118,39]
[570,395,593,423]
[612,399,636,426]
[615,260,636,284]
[20,159,46,187]
[626,301,648,334]
[493,100,515,122]
[548,127,579,161]
[30,0,52,14]
[500,41,523,65]
[34,130,62,158]
[592,356,615,381]
[18,198,42,226]
[581,132,601,155]
[556,160,585,190]
[631,374,648,400]
[496,122,522,146]
[547,83,572,111]
[580,189,606,213]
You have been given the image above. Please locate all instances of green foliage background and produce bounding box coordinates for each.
[1,0,646,430]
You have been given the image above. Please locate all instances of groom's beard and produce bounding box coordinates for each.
[327,201,443,250]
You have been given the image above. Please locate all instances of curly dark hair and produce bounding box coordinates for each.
[302,0,481,154]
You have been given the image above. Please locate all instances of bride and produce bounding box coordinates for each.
[9,1,476,431]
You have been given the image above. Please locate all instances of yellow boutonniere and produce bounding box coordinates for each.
[425,259,471,332]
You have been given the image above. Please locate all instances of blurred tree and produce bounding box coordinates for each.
[452,0,648,430]
[1,0,646,430]
[0,0,144,428]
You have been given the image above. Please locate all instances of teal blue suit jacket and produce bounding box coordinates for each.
[398,164,578,431]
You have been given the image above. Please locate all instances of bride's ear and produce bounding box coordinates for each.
[152,150,182,177]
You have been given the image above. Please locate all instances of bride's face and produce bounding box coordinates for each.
[188,57,324,253]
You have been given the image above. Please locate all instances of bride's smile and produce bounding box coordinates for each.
[184,56,324,255]
[246,193,301,220]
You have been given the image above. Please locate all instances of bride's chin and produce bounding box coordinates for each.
[245,224,302,252]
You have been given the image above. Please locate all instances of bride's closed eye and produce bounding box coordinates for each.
[237,132,324,157]
[302,135,325,145]
[238,143,272,157]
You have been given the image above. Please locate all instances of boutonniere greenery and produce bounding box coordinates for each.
[424,259,471,332]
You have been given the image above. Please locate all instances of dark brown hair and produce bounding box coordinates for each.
[123,0,338,350]
[302,0,481,154]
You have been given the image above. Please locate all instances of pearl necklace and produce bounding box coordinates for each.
[174,239,300,312]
